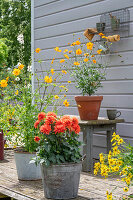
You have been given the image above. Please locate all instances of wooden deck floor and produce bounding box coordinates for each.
[0,150,132,200]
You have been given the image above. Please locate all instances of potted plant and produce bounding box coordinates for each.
[56,34,109,120]
[32,112,82,199]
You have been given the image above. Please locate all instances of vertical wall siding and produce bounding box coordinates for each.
[33,0,133,158]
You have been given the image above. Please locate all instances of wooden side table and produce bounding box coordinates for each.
[77,117,124,172]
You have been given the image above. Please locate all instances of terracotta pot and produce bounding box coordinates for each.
[75,96,103,120]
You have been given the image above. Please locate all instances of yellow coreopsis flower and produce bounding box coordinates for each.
[99,33,104,36]
[44,76,49,83]
[94,169,98,175]
[109,159,115,166]
[68,81,71,83]
[54,47,61,52]
[117,160,123,166]
[118,138,124,145]
[62,70,67,74]
[84,53,89,57]
[63,99,70,107]
[76,49,82,55]
[35,48,41,53]
[125,178,130,185]
[63,49,68,53]
[84,58,88,62]
[97,49,102,54]
[0,79,8,87]
[54,95,59,99]
[86,42,94,50]
[123,187,129,192]
[6,77,9,82]
[92,59,96,64]
[15,90,18,95]
[48,76,53,83]
[51,68,55,75]
[51,58,55,64]
[114,166,119,172]
[54,47,59,51]
[64,54,69,59]
[44,76,52,83]
[18,64,24,70]
[73,62,80,66]
[128,173,133,179]
[71,42,76,46]
[60,59,65,63]
[12,68,20,76]
[75,40,81,45]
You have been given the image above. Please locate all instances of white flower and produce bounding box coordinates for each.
[17,34,24,44]
[7,67,11,71]
[27,65,32,72]
[15,77,20,81]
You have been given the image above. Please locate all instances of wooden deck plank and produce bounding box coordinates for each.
[0,150,133,200]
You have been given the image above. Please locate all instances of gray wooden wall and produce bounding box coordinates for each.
[32,0,133,158]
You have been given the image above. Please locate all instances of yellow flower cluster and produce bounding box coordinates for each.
[54,47,61,52]
[18,64,24,70]
[51,68,55,75]
[94,132,133,199]
[60,59,65,63]
[0,79,8,87]
[73,61,80,66]
[86,42,94,50]
[12,68,20,76]
[63,99,70,107]
[64,54,69,59]
[106,191,112,200]
[35,48,41,53]
[0,63,25,88]
[97,49,102,54]
[76,49,82,55]
[44,76,52,83]
[62,70,67,74]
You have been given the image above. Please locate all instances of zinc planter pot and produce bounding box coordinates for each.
[14,150,41,180]
[40,162,82,199]
[75,96,103,121]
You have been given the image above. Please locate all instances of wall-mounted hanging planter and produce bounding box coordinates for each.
[100,9,130,37]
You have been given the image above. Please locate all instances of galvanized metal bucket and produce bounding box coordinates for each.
[14,151,41,180]
[40,162,82,199]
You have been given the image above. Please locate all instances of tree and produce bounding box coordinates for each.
[0,0,31,70]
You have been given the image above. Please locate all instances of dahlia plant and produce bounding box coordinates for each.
[32,112,82,166]
[94,132,133,200]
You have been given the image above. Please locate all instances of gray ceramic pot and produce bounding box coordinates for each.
[14,151,41,180]
[40,162,82,199]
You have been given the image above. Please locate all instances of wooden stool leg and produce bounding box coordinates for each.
[107,125,116,153]
[82,126,93,172]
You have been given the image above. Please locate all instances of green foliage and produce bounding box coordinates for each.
[73,63,106,96]
[36,133,82,166]
[0,39,8,68]
[0,0,31,68]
